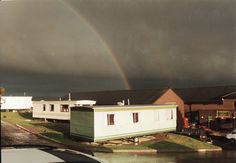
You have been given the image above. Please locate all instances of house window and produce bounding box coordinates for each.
[234,102,236,110]
[107,114,115,125]
[43,104,46,111]
[60,104,69,112]
[50,104,54,112]
[133,112,139,123]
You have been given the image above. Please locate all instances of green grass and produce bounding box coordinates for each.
[107,134,218,151]
[2,111,33,126]
[1,111,67,135]
[167,134,217,150]
[1,112,68,142]
[1,112,220,152]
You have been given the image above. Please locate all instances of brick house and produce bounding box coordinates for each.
[174,86,236,128]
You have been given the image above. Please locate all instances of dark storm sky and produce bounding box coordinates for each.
[0,0,235,96]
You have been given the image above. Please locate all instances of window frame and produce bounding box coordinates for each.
[166,110,174,120]
[60,104,69,112]
[50,104,54,112]
[171,109,174,120]
[43,104,46,111]
[107,114,115,126]
[133,112,139,123]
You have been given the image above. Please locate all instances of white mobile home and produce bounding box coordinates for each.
[33,100,76,120]
[70,104,177,142]
[1,96,32,110]
[33,100,96,120]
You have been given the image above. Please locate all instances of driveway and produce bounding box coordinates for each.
[1,121,63,147]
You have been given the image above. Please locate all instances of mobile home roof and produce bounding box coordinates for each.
[71,104,177,112]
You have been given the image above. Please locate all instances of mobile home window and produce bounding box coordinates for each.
[166,110,173,120]
[133,112,139,123]
[43,104,46,111]
[171,110,173,120]
[60,104,69,112]
[107,114,114,125]
[50,104,54,112]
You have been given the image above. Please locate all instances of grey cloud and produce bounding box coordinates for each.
[68,0,235,80]
[0,0,123,78]
[0,0,235,96]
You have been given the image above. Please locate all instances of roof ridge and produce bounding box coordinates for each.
[174,85,236,90]
[222,91,236,98]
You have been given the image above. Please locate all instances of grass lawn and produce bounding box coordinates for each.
[1,112,220,152]
[107,133,218,151]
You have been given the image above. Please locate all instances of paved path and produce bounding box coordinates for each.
[1,121,63,147]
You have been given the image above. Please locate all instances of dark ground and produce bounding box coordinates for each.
[1,120,97,155]
[1,120,64,148]
[210,135,236,150]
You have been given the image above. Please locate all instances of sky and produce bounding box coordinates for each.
[0,0,235,96]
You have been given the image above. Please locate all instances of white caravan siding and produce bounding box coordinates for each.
[1,96,32,110]
[70,105,177,142]
[33,101,76,120]
[94,105,176,141]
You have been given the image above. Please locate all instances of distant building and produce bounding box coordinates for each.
[174,86,236,128]
[32,96,96,120]
[1,96,32,111]
[32,86,236,129]
[33,100,76,121]
[70,104,177,142]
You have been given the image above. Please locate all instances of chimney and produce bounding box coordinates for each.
[127,99,130,105]
[68,93,71,101]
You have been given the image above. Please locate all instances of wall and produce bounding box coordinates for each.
[222,99,236,110]
[32,101,76,120]
[184,99,236,125]
[185,104,220,112]
[198,110,217,124]
[184,99,236,113]
[93,105,177,142]
[70,109,94,140]
[153,89,185,128]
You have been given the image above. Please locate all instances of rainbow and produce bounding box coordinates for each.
[60,0,132,90]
